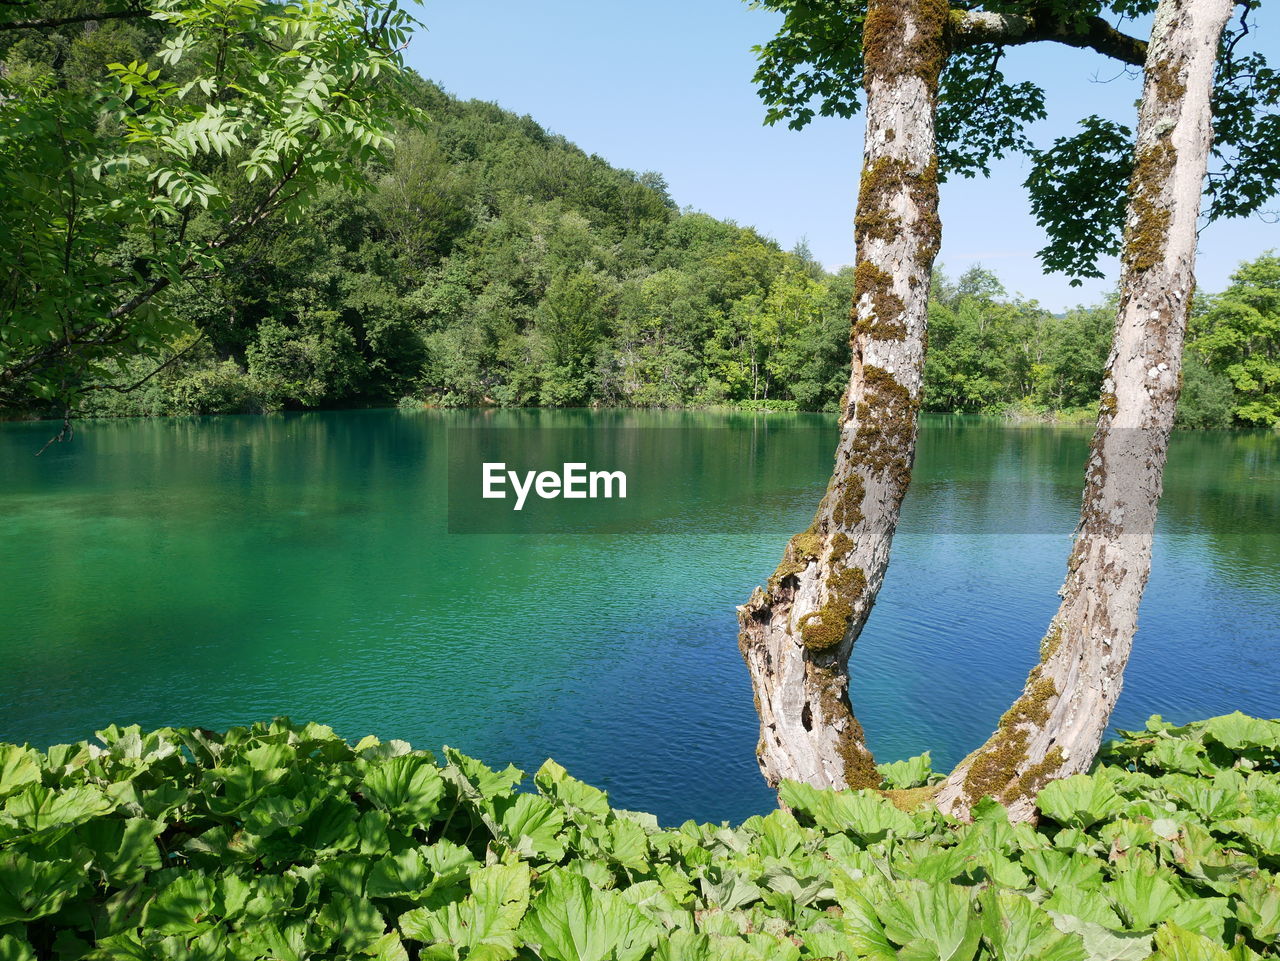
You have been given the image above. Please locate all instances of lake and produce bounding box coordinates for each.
[1,410,1277,825]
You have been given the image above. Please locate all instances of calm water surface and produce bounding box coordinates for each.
[1,410,1277,824]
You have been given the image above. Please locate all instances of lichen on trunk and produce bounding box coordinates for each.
[935,0,1236,823]
[738,0,946,792]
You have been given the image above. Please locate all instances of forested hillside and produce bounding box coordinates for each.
[2,16,1273,426]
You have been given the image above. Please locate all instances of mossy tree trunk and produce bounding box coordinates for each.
[738,0,946,792]
[935,0,1235,822]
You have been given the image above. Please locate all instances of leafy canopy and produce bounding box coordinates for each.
[0,0,422,408]
[747,0,1278,283]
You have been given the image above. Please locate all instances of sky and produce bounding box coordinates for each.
[405,1,1277,311]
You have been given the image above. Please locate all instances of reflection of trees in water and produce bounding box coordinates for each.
[1160,430,1280,576]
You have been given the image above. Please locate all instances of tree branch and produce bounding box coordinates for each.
[949,10,1148,67]
[0,7,148,31]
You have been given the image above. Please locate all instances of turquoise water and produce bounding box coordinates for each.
[1,410,1277,825]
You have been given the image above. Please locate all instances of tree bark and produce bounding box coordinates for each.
[738,0,946,791]
[936,0,1235,822]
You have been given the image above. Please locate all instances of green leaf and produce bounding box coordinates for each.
[980,890,1087,961]
[0,852,87,925]
[1150,922,1234,961]
[400,863,530,960]
[874,880,981,961]
[0,746,42,801]
[536,760,611,819]
[77,817,165,885]
[0,935,35,961]
[1105,869,1186,931]
[778,781,919,842]
[1203,713,1279,752]
[1035,775,1125,829]
[362,754,445,824]
[520,871,658,961]
[1048,914,1152,961]
[878,752,934,790]
[497,792,567,861]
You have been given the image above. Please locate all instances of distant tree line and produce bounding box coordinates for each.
[2,16,1274,427]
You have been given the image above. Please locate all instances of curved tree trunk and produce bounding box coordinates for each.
[936,0,1235,822]
[738,0,946,791]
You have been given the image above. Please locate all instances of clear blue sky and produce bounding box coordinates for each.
[406,1,1276,311]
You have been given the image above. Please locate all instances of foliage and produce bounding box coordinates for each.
[745,1,1278,282]
[0,0,421,409]
[1,715,1279,959]
[1189,254,1280,427]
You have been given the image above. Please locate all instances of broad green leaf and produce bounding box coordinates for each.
[0,852,87,925]
[878,752,933,790]
[497,792,567,861]
[362,754,445,824]
[0,935,35,961]
[1049,914,1152,961]
[0,746,42,801]
[536,760,611,819]
[1150,921,1234,961]
[1105,869,1186,930]
[874,880,981,961]
[520,870,658,961]
[77,817,165,885]
[778,781,919,842]
[1203,713,1279,752]
[1035,775,1125,829]
[979,890,1087,961]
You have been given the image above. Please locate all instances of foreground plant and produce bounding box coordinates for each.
[1,714,1278,959]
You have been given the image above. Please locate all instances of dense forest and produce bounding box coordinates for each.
[2,18,1276,427]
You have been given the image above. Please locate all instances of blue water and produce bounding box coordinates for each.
[0,410,1276,825]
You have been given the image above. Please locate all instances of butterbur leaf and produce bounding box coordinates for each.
[1202,713,1279,753]
[1035,775,1125,829]
[77,817,165,885]
[1151,922,1234,961]
[0,852,88,925]
[497,792,566,861]
[362,754,445,824]
[536,760,611,819]
[520,870,658,961]
[1043,885,1123,929]
[3,783,115,833]
[700,869,762,911]
[980,890,1087,961]
[0,746,42,801]
[1166,899,1233,944]
[1105,869,1186,930]
[874,879,981,961]
[779,781,918,842]
[1230,875,1280,942]
[442,748,522,800]
[1049,914,1152,961]
[0,935,35,961]
[141,872,220,937]
[400,863,530,960]
[878,752,933,790]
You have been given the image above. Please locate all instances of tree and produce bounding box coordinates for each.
[1190,253,1280,426]
[935,0,1237,820]
[0,0,421,415]
[738,0,1152,793]
[739,0,1276,795]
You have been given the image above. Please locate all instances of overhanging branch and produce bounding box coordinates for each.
[949,10,1148,67]
[0,7,148,31]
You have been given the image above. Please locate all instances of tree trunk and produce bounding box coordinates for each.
[935,0,1234,822]
[738,0,946,791]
